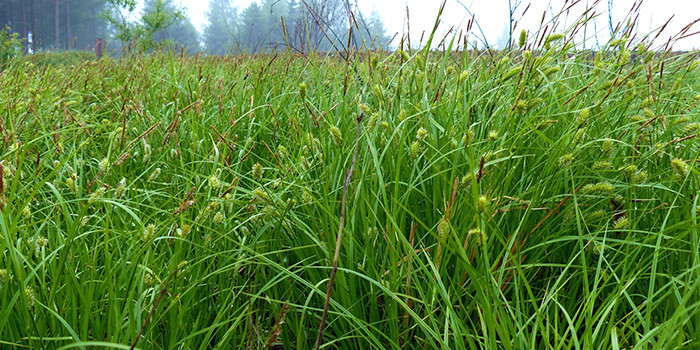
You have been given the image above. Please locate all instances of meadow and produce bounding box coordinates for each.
[2,7,700,349]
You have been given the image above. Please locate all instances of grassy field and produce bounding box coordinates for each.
[2,12,700,350]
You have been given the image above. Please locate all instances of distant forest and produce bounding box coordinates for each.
[0,0,391,54]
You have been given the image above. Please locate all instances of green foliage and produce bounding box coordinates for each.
[0,26,22,67]
[105,0,190,52]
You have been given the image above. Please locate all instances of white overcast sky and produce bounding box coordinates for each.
[173,0,700,50]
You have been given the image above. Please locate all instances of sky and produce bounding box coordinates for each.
[174,0,700,50]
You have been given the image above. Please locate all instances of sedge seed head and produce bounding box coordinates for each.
[487,130,498,142]
[468,228,487,246]
[545,33,564,44]
[209,175,221,191]
[602,140,614,157]
[0,269,8,285]
[586,210,607,223]
[252,162,263,181]
[329,125,342,147]
[24,287,35,309]
[144,224,156,241]
[298,83,307,99]
[671,158,688,179]
[477,196,489,212]
[148,167,161,182]
[618,164,638,178]
[558,154,573,168]
[278,145,288,160]
[143,143,151,163]
[684,122,700,136]
[592,161,612,172]
[410,141,421,160]
[115,178,127,198]
[98,158,109,172]
[437,220,450,238]
[575,108,590,128]
[253,188,272,205]
[518,29,527,48]
[633,170,648,184]
[581,181,614,196]
[416,127,427,142]
[88,187,105,204]
[613,216,629,230]
[214,211,224,224]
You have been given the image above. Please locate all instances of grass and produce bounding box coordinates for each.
[1,4,700,349]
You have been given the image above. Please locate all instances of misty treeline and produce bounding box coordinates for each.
[0,0,391,54]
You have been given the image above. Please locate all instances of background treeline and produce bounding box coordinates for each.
[0,0,390,54]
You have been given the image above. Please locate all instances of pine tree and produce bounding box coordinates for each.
[204,0,236,54]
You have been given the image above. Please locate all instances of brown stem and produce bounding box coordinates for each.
[314,109,364,350]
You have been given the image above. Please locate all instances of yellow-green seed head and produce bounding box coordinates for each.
[329,125,342,147]
[468,228,488,246]
[477,196,489,213]
[144,223,156,241]
[416,127,427,142]
[302,190,313,205]
[143,143,151,163]
[572,128,586,145]
[298,83,307,99]
[459,70,469,84]
[24,287,35,309]
[487,130,498,142]
[602,140,614,156]
[410,141,421,160]
[88,187,105,204]
[586,210,607,223]
[253,188,272,205]
[671,158,688,179]
[66,175,78,194]
[544,66,561,77]
[0,269,8,285]
[22,206,31,219]
[437,220,450,238]
[278,145,288,160]
[558,154,573,168]
[613,216,629,230]
[148,167,161,182]
[98,157,109,172]
[673,116,691,126]
[180,224,191,238]
[581,181,614,196]
[592,161,612,172]
[416,55,425,71]
[144,273,154,287]
[209,175,221,191]
[619,50,631,66]
[115,178,127,198]
[367,112,379,130]
[214,211,224,224]
[575,108,590,128]
[618,164,638,178]
[545,33,564,44]
[461,173,472,189]
[518,29,527,48]
[252,162,263,181]
[633,170,648,184]
[684,122,700,136]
